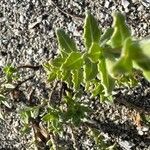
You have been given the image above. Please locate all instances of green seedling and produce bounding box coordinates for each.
[45,11,150,100]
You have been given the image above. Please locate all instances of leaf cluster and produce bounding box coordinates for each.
[45,11,150,100]
[3,64,19,82]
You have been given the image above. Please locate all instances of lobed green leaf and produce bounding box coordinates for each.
[91,82,104,97]
[108,12,131,49]
[98,58,115,95]
[88,43,102,63]
[61,52,83,70]
[61,70,72,86]
[83,57,98,81]
[42,113,55,122]
[50,55,66,68]
[83,11,101,50]
[47,71,57,82]
[72,69,83,90]
[130,40,150,71]
[100,28,114,45]
[112,38,133,76]
[56,29,78,55]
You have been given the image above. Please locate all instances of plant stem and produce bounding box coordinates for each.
[17,65,42,70]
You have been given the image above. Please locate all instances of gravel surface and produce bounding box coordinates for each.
[0,0,150,149]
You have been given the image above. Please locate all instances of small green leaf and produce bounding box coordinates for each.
[139,39,150,58]
[56,69,63,80]
[83,57,98,81]
[61,70,70,80]
[112,57,132,76]
[3,64,17,75]
[20,112,30,124]
[71,69,83,90]
[143,71,150,81]
[61,52,83,70]
[136,58,150,71]
[88,43,102,63]
[56,29,78,55]
[105,56,116,77]
[42,113,53,122]
[108,12,131,49]
[20,124,30,135]
[3,64,17,82]
[45,63,62,82]
[128,41,143,60]
[92,83,104,97]
[130,40,150,71]
[98,58,115,95]
[100,28,114,45]
[64,96,88,125]
[51,55,66,68]
[61,70,72,86]
[103,45,120,58]
[42,110,61,132]
[83,11,101,50]
[134,39,150,71]
[43,62,52,72]
[47,71,57,82]
[112,38,133,76]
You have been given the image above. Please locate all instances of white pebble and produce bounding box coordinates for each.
[19,15,26,24]
[141,0,150,7]
[27,48,33,55]
[122,0,130,8]
[138,130,144,135]
[119,140,133,149]
[104,1,110,8]
[142,127,149,132]
[38,48,43,55]
[137,5,144,11]
[0,17,6,23]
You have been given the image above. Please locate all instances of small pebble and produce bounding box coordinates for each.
[19,15,26,24]
[104,1,110,8]
[122,0,130,8]
[142,126,149,132]
[138,130,144,135]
